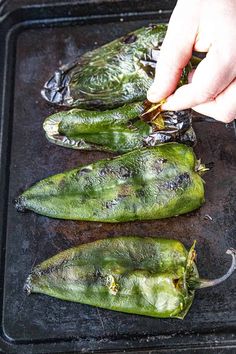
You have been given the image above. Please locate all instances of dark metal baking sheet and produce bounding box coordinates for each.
[0,1,235,353]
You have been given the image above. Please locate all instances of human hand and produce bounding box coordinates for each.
[147,0,236,123]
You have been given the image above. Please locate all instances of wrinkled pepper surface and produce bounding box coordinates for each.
[15,143,205,222]
[42,24,168,108]
[43,102,196,153]
[25,237,236,319]
[42,24,199,109]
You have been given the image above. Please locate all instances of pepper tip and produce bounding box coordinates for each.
[24,276,32,295]
[14,196,27,213]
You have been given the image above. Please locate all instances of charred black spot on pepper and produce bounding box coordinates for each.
[105,199,119,209]
[158,158,167,163]
[95,269,102,277]
[119,166,132,178]
[164,173,191,191]
[77,167,92,177]
[122,33,138,44]
[178,173,191,184]
[136,189,145,198]
[99,167,113,177]
[140,62,156,78]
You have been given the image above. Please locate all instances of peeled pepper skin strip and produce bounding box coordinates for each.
[24,237,236,319]
[15,143,205,222]
[25,237,196,319]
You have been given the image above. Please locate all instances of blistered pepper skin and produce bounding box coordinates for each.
[41,25,167,108]
[15,143,205,222]
[25,237,196,319]
[41,25,201,109]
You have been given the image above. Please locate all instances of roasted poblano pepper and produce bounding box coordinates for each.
[43,102,196,153]
[42,25,201,109]
[25,237,236,319]
[15,143,205,222]
[42,24,167,108]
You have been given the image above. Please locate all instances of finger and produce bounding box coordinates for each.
[147,1,200,102]
[161,46,236,111]
[192,77,236,123]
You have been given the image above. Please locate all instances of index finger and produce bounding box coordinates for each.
[147,0,200,102]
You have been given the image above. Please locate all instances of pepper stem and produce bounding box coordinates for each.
[197,248,236,289]
[195,159,209,176]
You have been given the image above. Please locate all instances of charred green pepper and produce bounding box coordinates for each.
[25,237,236,319]
[41,24,201,109]
[15,143,205,222]
[43,102,196,153]
[42,24,167,108]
